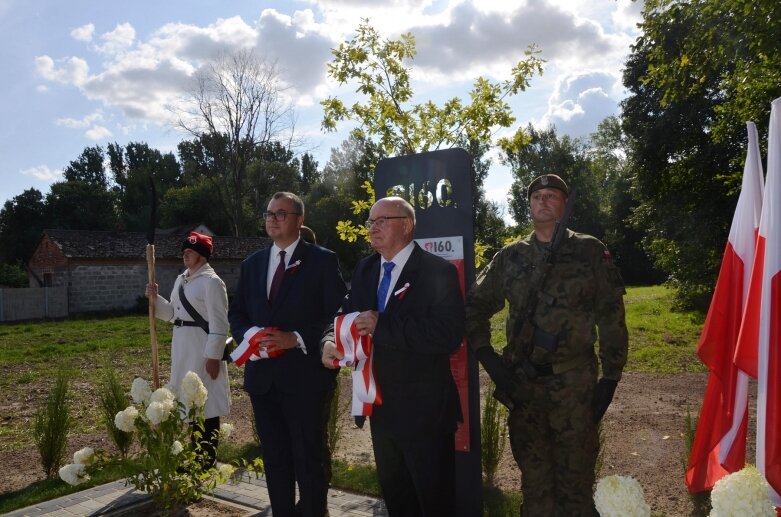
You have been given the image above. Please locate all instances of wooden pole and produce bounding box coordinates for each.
[147,243,160,389]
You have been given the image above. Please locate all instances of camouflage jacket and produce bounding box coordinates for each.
[465,229,628,381]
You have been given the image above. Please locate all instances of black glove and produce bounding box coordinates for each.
[592,378,618,422]
[475,347,521,396]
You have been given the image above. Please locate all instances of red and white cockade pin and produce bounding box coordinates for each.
[394,282,410,300]
[286,259,302,273]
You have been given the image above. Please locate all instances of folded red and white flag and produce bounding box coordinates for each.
[230,326,284,366]
[334,312,382,417]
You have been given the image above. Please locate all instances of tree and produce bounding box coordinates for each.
[173,50,297,236]
[321,20,543,242]
[305,135,382,275]
[587,117,662,285]
[458,137,508,254]
[502,124,604,238]
[0,188,47,264]
[47,147,118,231]
[63,145,109,187]
[640,0,781,154]
[108,142,181,232]
[620,0,770,306]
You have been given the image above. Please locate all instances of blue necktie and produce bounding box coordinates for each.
[377,261,395,312]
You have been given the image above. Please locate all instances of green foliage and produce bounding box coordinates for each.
[483,484,522,517]
[480,381,508,486]
[487,285,705,374]
[174,50,295,237]
[0,463,131,515]
[322,20,542,243]
[0,262,27,287]
[623,0,781,307]
[327,372,347,458]
[623,286,705,373]
[33,371,71,478]
[98,365,133,457]
[62,376,261,512]
[0,188,47,264]
[331,459,382,497]
[322,20,543,156]
[684,408,711,515]
[107,141,181,233]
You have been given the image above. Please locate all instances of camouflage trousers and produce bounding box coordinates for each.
[508,358,599,517]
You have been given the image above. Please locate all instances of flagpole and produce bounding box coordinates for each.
[147,178,160,390]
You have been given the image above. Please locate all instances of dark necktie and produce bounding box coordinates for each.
[269,250,286,304]
[376,261,395,312]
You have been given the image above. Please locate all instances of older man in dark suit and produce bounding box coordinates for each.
[229,192,346,517]
[321,196,465,517]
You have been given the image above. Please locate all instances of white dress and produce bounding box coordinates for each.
[154,263,230,419]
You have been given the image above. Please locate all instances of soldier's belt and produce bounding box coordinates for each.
[518,352,592,378]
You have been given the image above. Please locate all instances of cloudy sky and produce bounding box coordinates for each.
[0,0,643,217]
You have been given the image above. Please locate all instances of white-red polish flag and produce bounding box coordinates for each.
[736,97,781,506]
[686,121,764,492]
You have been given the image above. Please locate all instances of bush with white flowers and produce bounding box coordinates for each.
[58,372,256,513]
[709,465,776,517]
[594,474,651,517]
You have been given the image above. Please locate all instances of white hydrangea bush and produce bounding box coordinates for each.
[58,371,257,511]
[594,474,651,517]
[709,465,776,517]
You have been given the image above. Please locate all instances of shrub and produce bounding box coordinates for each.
[327,372,347,456]
[481,381,508,485]
[34,371,71,478]
[98,365,133,457]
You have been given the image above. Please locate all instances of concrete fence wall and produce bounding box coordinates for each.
[0,287,69,322]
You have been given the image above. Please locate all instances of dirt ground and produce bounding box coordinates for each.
[0,370,743,516]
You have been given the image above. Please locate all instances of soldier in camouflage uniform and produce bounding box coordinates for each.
[465,174,628,516]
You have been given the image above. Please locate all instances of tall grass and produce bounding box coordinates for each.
[98,365,133,457]
[480,380,508,486]
[33,371,71,478]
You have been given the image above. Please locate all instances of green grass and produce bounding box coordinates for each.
[623,285,705,373]
[0,464,130,515]
[486,285,706,374]
[0,286,706,513]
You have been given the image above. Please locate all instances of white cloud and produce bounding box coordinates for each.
[71,23,95,42]
[55,111,103,129]
[20,165,62,182]
[34,55,89,86]
[85,125,112,140]
[95,22,136,55]
[36,85,49,92]
[540,71,620,138]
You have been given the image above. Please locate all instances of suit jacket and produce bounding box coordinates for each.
[229,240,346,396]
[331,243,465,439]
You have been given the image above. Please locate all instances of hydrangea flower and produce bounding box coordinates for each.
[180,371,208,408]
[130,377,152,405]
[217,463,236,483]
[150,386,175,405]
[709,465,775,517]
[220,422,234,439]
[59,463,89,485]
[114,406,139,433]
[73,447,95,466]
[146,400,174,425]
[594,475,650,517]
[170,440,184,455]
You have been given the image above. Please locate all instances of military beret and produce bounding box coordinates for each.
[527,174,569,198]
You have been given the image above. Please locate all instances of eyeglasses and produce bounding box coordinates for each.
[263,210,301,222]
[364,216,407,229]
